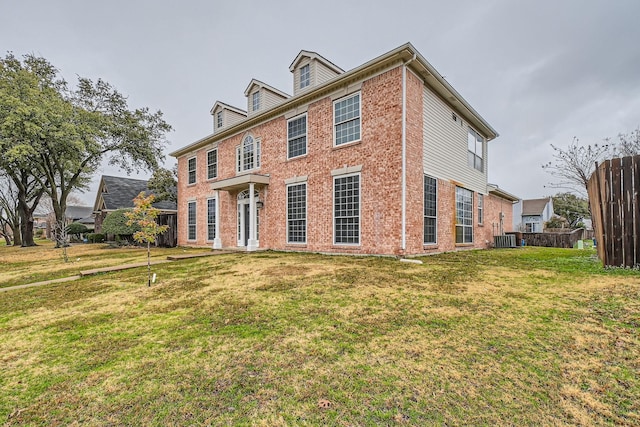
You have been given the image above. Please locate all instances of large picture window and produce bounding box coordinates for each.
[424,175,437,244]
[187,157,196,185]
[187,201,197,240]
[207,198,216,241]
[334,93,361,146]
[287,115,307,159]
[236,135,261,173]
[334,174,360,244]
[455,187,473,244]
[468,128,484,172]
[287,183,307,243]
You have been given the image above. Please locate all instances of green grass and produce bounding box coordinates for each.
[1,246,639,425]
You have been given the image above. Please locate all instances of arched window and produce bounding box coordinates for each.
[236,134,261,172]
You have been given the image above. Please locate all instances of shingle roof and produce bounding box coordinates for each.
[65,206,93,221]
[522,198,550,216]
[99,176,177,211]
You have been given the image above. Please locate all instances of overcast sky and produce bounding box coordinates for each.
[2,0,639,205]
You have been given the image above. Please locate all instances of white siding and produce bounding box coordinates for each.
[226,110,246,127]
[315,61,340,85]
[423,85,487,194]
[263,89,288,110]
[292,58,312,96]
[212,108,247,133]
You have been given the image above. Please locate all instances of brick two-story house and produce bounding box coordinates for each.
[170,43,517,256]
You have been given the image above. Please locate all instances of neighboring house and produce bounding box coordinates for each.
[513,197,554,232]
[65,206,95,229]
[170,43,517,255]
[92,175,177,235]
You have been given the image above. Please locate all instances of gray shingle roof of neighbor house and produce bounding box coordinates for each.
[95,176,177,211]
[65,206,94,221]
[522,198,551,216]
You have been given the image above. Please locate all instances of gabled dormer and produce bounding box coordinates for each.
[210,101,247,133]
[244,79,290,116]
[289,50,344,96]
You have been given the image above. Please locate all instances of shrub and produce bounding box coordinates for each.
[86,233,105,243]
[101,209,140,240]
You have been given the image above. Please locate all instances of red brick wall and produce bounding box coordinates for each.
[175,65,506,256]
[177,67,406,255]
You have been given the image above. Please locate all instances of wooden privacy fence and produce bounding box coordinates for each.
[521,229,584,248]
[587,155,640,268]
[156,213,177,247]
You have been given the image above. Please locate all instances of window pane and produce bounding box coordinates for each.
[188,158,196,184]
[455,187,473,243]
[424,175,437,244]
[288,116,307,158]
[207,199,216,240]
[287,183,306,243]
[334,94,361,146]
[334,175,360,244]
[188,201,196,240]
[207,149,217,179]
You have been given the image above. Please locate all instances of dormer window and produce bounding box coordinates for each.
[300,64,310,89]
[252,91,261,112]
[216,111,223,129]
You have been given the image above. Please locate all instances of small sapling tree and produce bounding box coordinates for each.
[125,192,168,286]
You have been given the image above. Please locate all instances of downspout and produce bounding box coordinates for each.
[401,53,417,252]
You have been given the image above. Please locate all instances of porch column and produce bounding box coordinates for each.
[213,190,222,249]
[247,183,258,251]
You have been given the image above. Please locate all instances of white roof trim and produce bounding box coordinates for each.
[289,50,344,74]
[243,78,290,98]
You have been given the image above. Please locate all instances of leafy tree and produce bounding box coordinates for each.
[147,166,177,203]
[545,215,569,229]
[0,53,55,246]
[0,53,172,247]
[552,192,590,229]
[101,209,140,240]
[615,127,640,157]
[125,192,168,286]
[542,137,610,196]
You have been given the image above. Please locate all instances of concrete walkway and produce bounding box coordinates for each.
[0,251,236,293]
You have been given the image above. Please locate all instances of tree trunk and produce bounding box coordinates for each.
[17,198,36,247]
[11,223,21,246]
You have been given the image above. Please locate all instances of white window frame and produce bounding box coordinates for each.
[333,173,361,245]
[187,157,197,185]
[252,91,261,112]
[468,127,484,172]
[216,111,223,129]
[300,64,310,89]
[187,201,197,241]
[286,182,307,244]
[333,92,361,146]
[424,175,437,245]
[206,197,216,241]
[287,114,307,159]
[455,187,473,244]
[477,193,484,225]
[236,135,261,173]
[207,148,217,180]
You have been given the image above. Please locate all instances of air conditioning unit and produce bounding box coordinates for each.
[494,234,516,248]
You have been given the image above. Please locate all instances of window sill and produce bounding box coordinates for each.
[187,183,196,187]
[332,140,362,150]
[287,154,308,161]
[455,243,474,247]
[423,244,438,249]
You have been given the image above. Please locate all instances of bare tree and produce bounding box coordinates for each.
[0,173,21,245]
[542,137,611,196]
[615,127,640,157]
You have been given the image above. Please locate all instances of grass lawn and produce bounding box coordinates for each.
[0,245,639,425]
